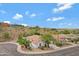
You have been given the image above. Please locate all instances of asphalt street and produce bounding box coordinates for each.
[0,43,79,56]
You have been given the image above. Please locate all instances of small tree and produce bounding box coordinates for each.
[17,37,31,50]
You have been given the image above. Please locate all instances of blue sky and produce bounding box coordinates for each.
[0,3,79,28]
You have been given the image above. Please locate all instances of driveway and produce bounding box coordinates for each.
[0,43,23,56]
[0,43,79,56]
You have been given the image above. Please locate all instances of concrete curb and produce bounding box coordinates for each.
[0,42,79,54]
[17,44,79,54]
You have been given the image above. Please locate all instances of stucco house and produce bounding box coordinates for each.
[26,35,44,48]
[26,35,57,48]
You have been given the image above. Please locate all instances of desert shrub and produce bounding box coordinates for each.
[23,32,28,37]
[54,40,63,47]
[0,27,3,32]
[24,29,40,36]
[70,38,79,44]
[59,30,70,34]
[41,34,54,48]
[3,32,10,39]
[17,37,32,50]
[18,33,23,38]
[17,37,26,45]
[74,38,79,44]
[30,29,38,35]
[22,32,33,37]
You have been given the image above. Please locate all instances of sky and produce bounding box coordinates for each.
[0,3,79,28]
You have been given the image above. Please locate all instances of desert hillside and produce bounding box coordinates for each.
[0,22,79,42]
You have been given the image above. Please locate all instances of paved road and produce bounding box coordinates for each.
[0,43,79,56]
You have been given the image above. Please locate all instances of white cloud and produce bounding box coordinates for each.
[0,10,6,14]
[3,21,10,24]
[13,13,23,20]
[53,3,75,13]
[46,18,51,21]
[59,23,72,26]
[52,17,64,21]
[68,23,72,26]
[25,11,37,18]
[21,24,28,27]
[25,11,29,15]
[30,13,36,17]
[57,3,64,6]
[47,17,64,21]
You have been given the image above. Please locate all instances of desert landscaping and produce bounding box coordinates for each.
[0,22,79,55]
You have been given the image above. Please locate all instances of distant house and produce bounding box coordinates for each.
[53,34,68,41]
[0,23,10,27]
[55,34,79,42]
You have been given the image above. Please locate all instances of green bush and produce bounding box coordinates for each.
[17,37,26,45]
[17,37,31,50]
[41,34,54,48]
[54,41,63,47]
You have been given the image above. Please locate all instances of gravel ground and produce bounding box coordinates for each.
[0,43,79,56]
